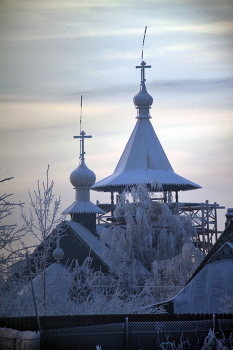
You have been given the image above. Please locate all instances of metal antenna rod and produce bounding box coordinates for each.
[136,27,151,85]
[141,26,147,61]
[80,95,83,133]
[79,95,82,157]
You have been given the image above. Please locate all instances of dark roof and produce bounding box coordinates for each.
[186,218,233,284]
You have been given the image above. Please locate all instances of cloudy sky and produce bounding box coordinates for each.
[1,0,232,231]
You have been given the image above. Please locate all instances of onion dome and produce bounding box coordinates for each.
[133,83,153,119]
[53,243,64,264]
[133,83,153,108]
[70,160,96,188]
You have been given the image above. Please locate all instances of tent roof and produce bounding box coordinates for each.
[92,119,201,193]
[62,200,105,215]
[92,60,201,194]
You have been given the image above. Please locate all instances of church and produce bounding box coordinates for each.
[50,53,201,271]
[25,41,233,315]
[32,50,226,276]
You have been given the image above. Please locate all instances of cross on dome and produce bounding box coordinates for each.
[74,130,92,162]
[136,60,151,86]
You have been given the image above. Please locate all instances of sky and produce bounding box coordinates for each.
[0,0,233,233]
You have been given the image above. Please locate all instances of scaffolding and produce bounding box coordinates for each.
[97,200,225,256]
[171,201,225,255]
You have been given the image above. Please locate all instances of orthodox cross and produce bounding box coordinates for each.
[74,95,92,161]
[136,60,151,85]
[74,131,92,162]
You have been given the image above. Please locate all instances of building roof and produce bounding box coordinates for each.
[62,200,104,214]
[160,220,233,313]
[19,262,72,315]
[186,218,233,283]
[67,221,107,267]
[173,242,233,313]
[92,60,201,194]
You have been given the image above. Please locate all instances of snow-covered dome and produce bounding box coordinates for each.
[53,246,64,260]
[70,160,96,188]
[133,83,153,108]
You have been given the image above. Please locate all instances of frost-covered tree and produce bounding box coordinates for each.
[68,257,103,304]
[148,241,203,301]
[0,168,66,316]
[67,257,164,315]
[0,177,26,280]
[101,184,203,297]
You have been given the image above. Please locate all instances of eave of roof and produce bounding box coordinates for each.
[62,201,105,215]
[92,169,201,193]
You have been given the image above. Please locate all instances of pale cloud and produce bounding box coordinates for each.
[1,0,233,231]
[167,21,233,35]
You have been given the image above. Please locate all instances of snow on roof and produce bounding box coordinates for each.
[96,224,108,236]
[93,168,200,192]
[67,221,106,264]
[187,219,233,283]
[173,258,233,313]
[19,263,72,314]
[92,119,201,193]
[62,200,105,214]
[173,242,233,313]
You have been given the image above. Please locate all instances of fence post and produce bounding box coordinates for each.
[125,317,129,350]
[212,314,216,334]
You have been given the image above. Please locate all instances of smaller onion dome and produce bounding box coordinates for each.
[133,84,153,108]
[53,245,64,263]
[70,160,96,188]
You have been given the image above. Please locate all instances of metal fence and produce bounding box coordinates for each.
[41,317,233,350]
[1,314,233,350]
[0,337,16,350]
[0,337,39,350]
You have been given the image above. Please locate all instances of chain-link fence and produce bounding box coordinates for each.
[41,317,233,350]
[0,337,16,350]
[0,337,40,350]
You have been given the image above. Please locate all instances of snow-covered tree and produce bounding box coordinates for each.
[100,184,203,298]
[68,257,103,304]
[67,257,164,315]
[0,177,26,280]
[0,168,67,316]
[0,179,204,316]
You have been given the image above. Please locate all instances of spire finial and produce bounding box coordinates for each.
[141,26,147,61]
[136,27,151,87]
[80,95,82,134]
[74,96,92,162]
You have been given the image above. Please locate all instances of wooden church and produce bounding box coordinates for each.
[31,46,204,274]
[42,52,203,273]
